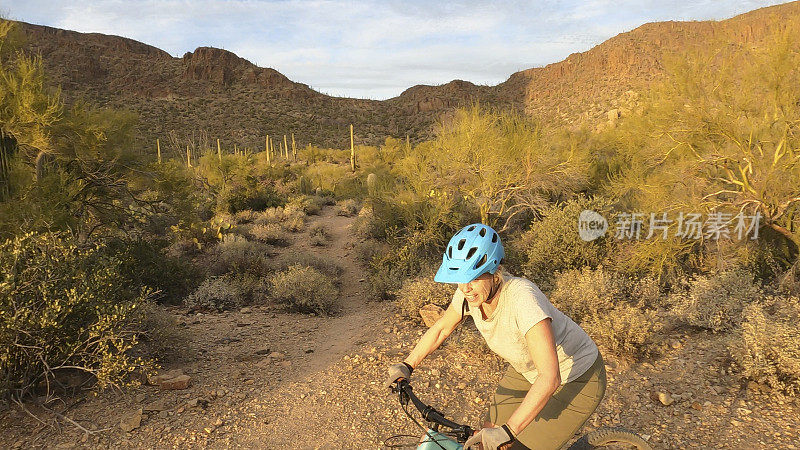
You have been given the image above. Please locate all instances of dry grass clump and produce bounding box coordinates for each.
[233,209,257,224]
[729,295,800,396]
[254,207,286,225]
[275,252,344,278]
[393,276,456,323]
[270,265,339,315]
[286,194,327,215]
[249,223,290,246]
[136,301,190,362]
[672,268,762,332]
[186,276,244,312]
[550,267,663,358]
[308,223,330,246]
[205,235,271,275]
[335,199,360,217]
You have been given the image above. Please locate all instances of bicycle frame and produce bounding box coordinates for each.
[417,429,463,450]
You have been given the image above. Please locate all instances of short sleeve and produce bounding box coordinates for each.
[510,281,552,336]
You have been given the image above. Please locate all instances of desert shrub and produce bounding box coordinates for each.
[254,207,286,225]
[514,196,616,292]
[233,209,257,224]
[275,252,344,278]
[286,194,323,215]
[336,199,360,217]
[0,232,150,399]
[185,276,244,312]
[549,267,662,358]
[730,296,800,396]
[106,238,200,305]
[204,234,271,276]
[217,181,283,214]
[394,277,456,323]
[672,268,762,332]
[135,301,189,362]
[284,213,306,232]
[249,223,290,246]
[234,274,271,305]
[270,265,339,315]
[308,223,330,246]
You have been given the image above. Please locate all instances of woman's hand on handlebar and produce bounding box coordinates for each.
[385,362,413,388]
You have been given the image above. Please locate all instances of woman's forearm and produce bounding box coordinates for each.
[504,374,560,435]
[403,324,450,368]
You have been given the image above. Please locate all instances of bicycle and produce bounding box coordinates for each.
[386,379,653,450]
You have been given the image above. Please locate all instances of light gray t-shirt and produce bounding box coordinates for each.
[451,276,598,384]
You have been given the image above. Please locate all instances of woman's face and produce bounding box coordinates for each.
[458,272,495,308]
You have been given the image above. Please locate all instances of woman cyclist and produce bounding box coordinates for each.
[385,223,606,450]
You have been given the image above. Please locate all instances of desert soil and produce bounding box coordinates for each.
[1,205,799,449]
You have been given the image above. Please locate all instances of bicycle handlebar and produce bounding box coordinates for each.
[392,379,474,443]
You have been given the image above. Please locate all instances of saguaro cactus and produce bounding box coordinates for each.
[157,138,162,164]
[187,144,192,168]
[266,135,271,166]
[283,135,289,159]
[350,124,356,172]
[291,133,297,161]
[366,172,377,196]
[217,138,222,161]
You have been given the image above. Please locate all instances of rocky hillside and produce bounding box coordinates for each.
[16,1,800,153]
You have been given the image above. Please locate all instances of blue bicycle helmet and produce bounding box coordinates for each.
[434,223,504,284]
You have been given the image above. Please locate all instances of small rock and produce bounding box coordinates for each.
[255,349,271,355]
[268,351,285,359]
[456,382,467,390]
[149,369,184,386]
[657,392,674,406]
[419,304,445,327]
[280,360,292,368]
[158,410,169,419]
[214,418,224,427]
[134,393,146,403]
[160,374,192,390]
[236,322,251,327]
[143,398,169,412]
[304,348,314,354]
[176,406,185,414]
[383,328,391,334]
[119,408,143,432]
[430,369,441,377]
[691,401,703,411]
[359,278,365,282]
[240,307,251,313]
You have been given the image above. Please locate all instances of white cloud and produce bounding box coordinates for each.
[5,0,790,99]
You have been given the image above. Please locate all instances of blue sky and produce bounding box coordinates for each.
[3,0,790,99]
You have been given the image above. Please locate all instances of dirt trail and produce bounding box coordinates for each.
[277,206,389,379]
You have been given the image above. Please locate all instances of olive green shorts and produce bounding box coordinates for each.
[487,353,607,450]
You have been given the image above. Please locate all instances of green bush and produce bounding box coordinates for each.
[217,181,283,214]
[336,199,360,217]
[730,295,800,396]
[514,196,616,292]
[106,238,200,304]
[204,235,272,276]
[549,267,662,358]
[308,223,330,246]
[673,268,762,332]
[274,252,343,278]
[286,194,324,215]
[248,223,290,246]
[394,277,456,323]
[270,265,339,315]
[185,276,244,312]
[0,232,150,399]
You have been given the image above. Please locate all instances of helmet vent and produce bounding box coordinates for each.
[491,232,498,243]
[457,239,466,251]
[466,247,477,260]
[467,225,476,232]
[479,228,486,237]
[474,254,487,270]
[448,247,453,258]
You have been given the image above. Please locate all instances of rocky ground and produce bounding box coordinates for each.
[1,206,799,449]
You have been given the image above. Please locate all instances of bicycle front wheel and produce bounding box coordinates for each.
[567,427,652,450]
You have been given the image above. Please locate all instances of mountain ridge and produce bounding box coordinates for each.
[14,1,800,151]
